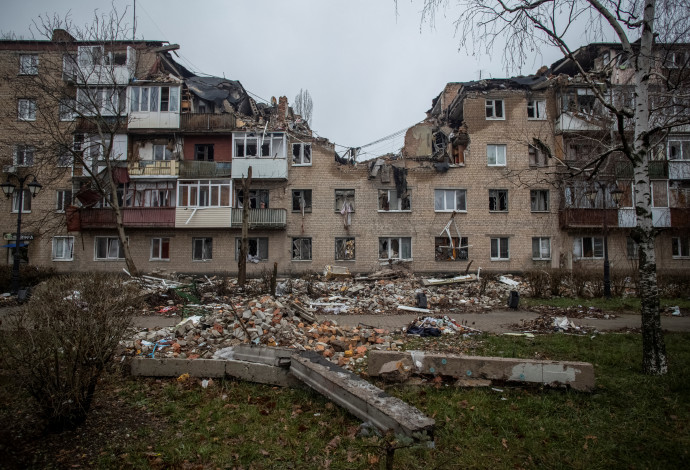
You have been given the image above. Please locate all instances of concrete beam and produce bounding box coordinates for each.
[290,352,435,437]
[232,344,295,368]
[368,350,595,392]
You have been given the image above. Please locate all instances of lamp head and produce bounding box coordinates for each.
[0,179,15,198]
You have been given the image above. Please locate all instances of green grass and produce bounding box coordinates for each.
[520,295,690,312]
[4,333,690,469]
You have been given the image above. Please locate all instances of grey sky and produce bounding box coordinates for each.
[1,0,569,159]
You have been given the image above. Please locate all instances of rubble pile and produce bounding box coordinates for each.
[122,296,403,371]
[512,314,598,334]
[404,315,482,337]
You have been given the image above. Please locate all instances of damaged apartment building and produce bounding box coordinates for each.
[1,32,689,276]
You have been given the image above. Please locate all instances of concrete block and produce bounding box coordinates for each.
[225,360,304,388]
[368,350,595,392]
[131,358,226,377]
[290,352,435,437]
[232,344,294,367]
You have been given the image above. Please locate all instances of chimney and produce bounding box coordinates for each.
[278,96,288,121]
[51,29,76,42]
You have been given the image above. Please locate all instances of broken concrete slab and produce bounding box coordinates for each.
[290,351,435,438]
[368,350,595,392]
[232,344,294,368]
[421,274,476,286]
[224,359,303,388]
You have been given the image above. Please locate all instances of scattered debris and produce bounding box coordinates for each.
[404,316,481,336]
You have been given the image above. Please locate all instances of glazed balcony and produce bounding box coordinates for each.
[178,160,232,178]
[230,208,287,229]
[615,161,668,179]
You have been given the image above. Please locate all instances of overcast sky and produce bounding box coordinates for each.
[1,0,570,159]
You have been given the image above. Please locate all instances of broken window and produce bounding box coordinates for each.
[378,189,411,211]
[235,237,268,261]
[335,189,355,212]
[14,145,34,167]
[485,99,504,119]
[668,137,690,160]
[527,99,546,119]
[292,189,312,213]
[236,189,269,209]
[532,237,551,260]
[434,189,466,211]
[56,190,72,212]
[489,189,508,212]
[95,236,125,260]
[234,133,285,159]
[292,238,312,261]
[529,144,548,167]
[490,237,510,260]
[434,236,468,261]
[52,236,74,261]
[292,143,312,165]
[19,54,38,75]
[78,45,107,67]
[153,144,173,161]
[18,99,36,121]
[379,237,412,260]
[672,237,690,258]
[530,190,549,212]
[192,238,213,261]
[487,144,507,166]
[576,88,596,114]
[151,238,170,261]
[195,144,214,161]
[335,237,356,261]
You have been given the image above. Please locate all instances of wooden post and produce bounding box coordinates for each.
[238,166,252,286]
[270,261,277,297]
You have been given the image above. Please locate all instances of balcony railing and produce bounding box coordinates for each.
[669,160,690,180]
[179,160,232,178]
[69,207,175,229]
[230,208,287,229]
[615,161,668,179]
[75,116,128,132]
[128,160,178,176]
[180,113,235,132]
[559,208,618,229]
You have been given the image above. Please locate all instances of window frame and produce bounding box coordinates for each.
[94,236,125,261]
[56,189,72,213]
[489,189,509,212]
[530,189,550,212]
[378,189,411,212]
[150,237,170,261]
[11,189,31,213]
[434,189,467,212]
[52,236,74,261]
[527,99,547,120]
[335,237,356,261]
[192,237,213,261]
[334,189,355,212]
[291,237,312,261]
[18,99,37,121]
[292,142,312,166]
[672,237,690,259]
[378,237,412,261]
[487,144,507,166]
[153,144,173,161]
[532,237,551,260]
[194,143,214,162]
[19,54,39,75]
[233,132,285,159]
[434,236,469,261]
[490,237,510,260]
[292,189,312,213]
[235,237,269,261]
[59,98,76,121]
[14,145,35,167]
[177,180,232,208]
[485,99,505,120]
[573,236,605,260]
[668,137,690,161]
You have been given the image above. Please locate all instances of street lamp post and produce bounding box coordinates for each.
[587,182,623,300]
[1,174,42,295]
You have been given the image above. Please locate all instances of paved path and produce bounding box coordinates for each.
[129,310,690,334]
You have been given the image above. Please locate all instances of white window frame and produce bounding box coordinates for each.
[11,189,31,213]
[378,237,412,261]
[527,99,546,120]
[56,189,72,213]
[177,180,232,208]
[672,237,690,259]
[485,99,505,120]
[153,144,173,161]
[434,189,467,212]
[532,237,551,260]
[530,189,550,212]
[378,189,411,212]
[78,45,108,67]
[94,236,125,260]
[76,87,122,116]
[19,54,39,75]
[573,237,605,259]
[490,237,510,260]
[52,236,74,261]
[335,237,356,261]
[14,145,35,167]
[292,237,312,261]
[335,189,355,212]
[668,137,690,161]
[233,132,286,159]
[489,189,509,212]
[150,237,170,261]
[292,142,312,165]
[487,144,507,166]
[130,86,179,113]
[18,99,37,121]
[235,237,269,261]
[59,99,76,121]
[192,237,213,261]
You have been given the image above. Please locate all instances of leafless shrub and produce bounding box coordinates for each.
[549,268,571,297]
[611,268,638,297]
[479,271,497,296]
[657,271,690,298]
[523,269,550,298]
[0,273,144,432]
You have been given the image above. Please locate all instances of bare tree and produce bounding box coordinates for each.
[415,0,690,374]
[238,166,252,286]
[294,88,313,126]
[1,8,143,276]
